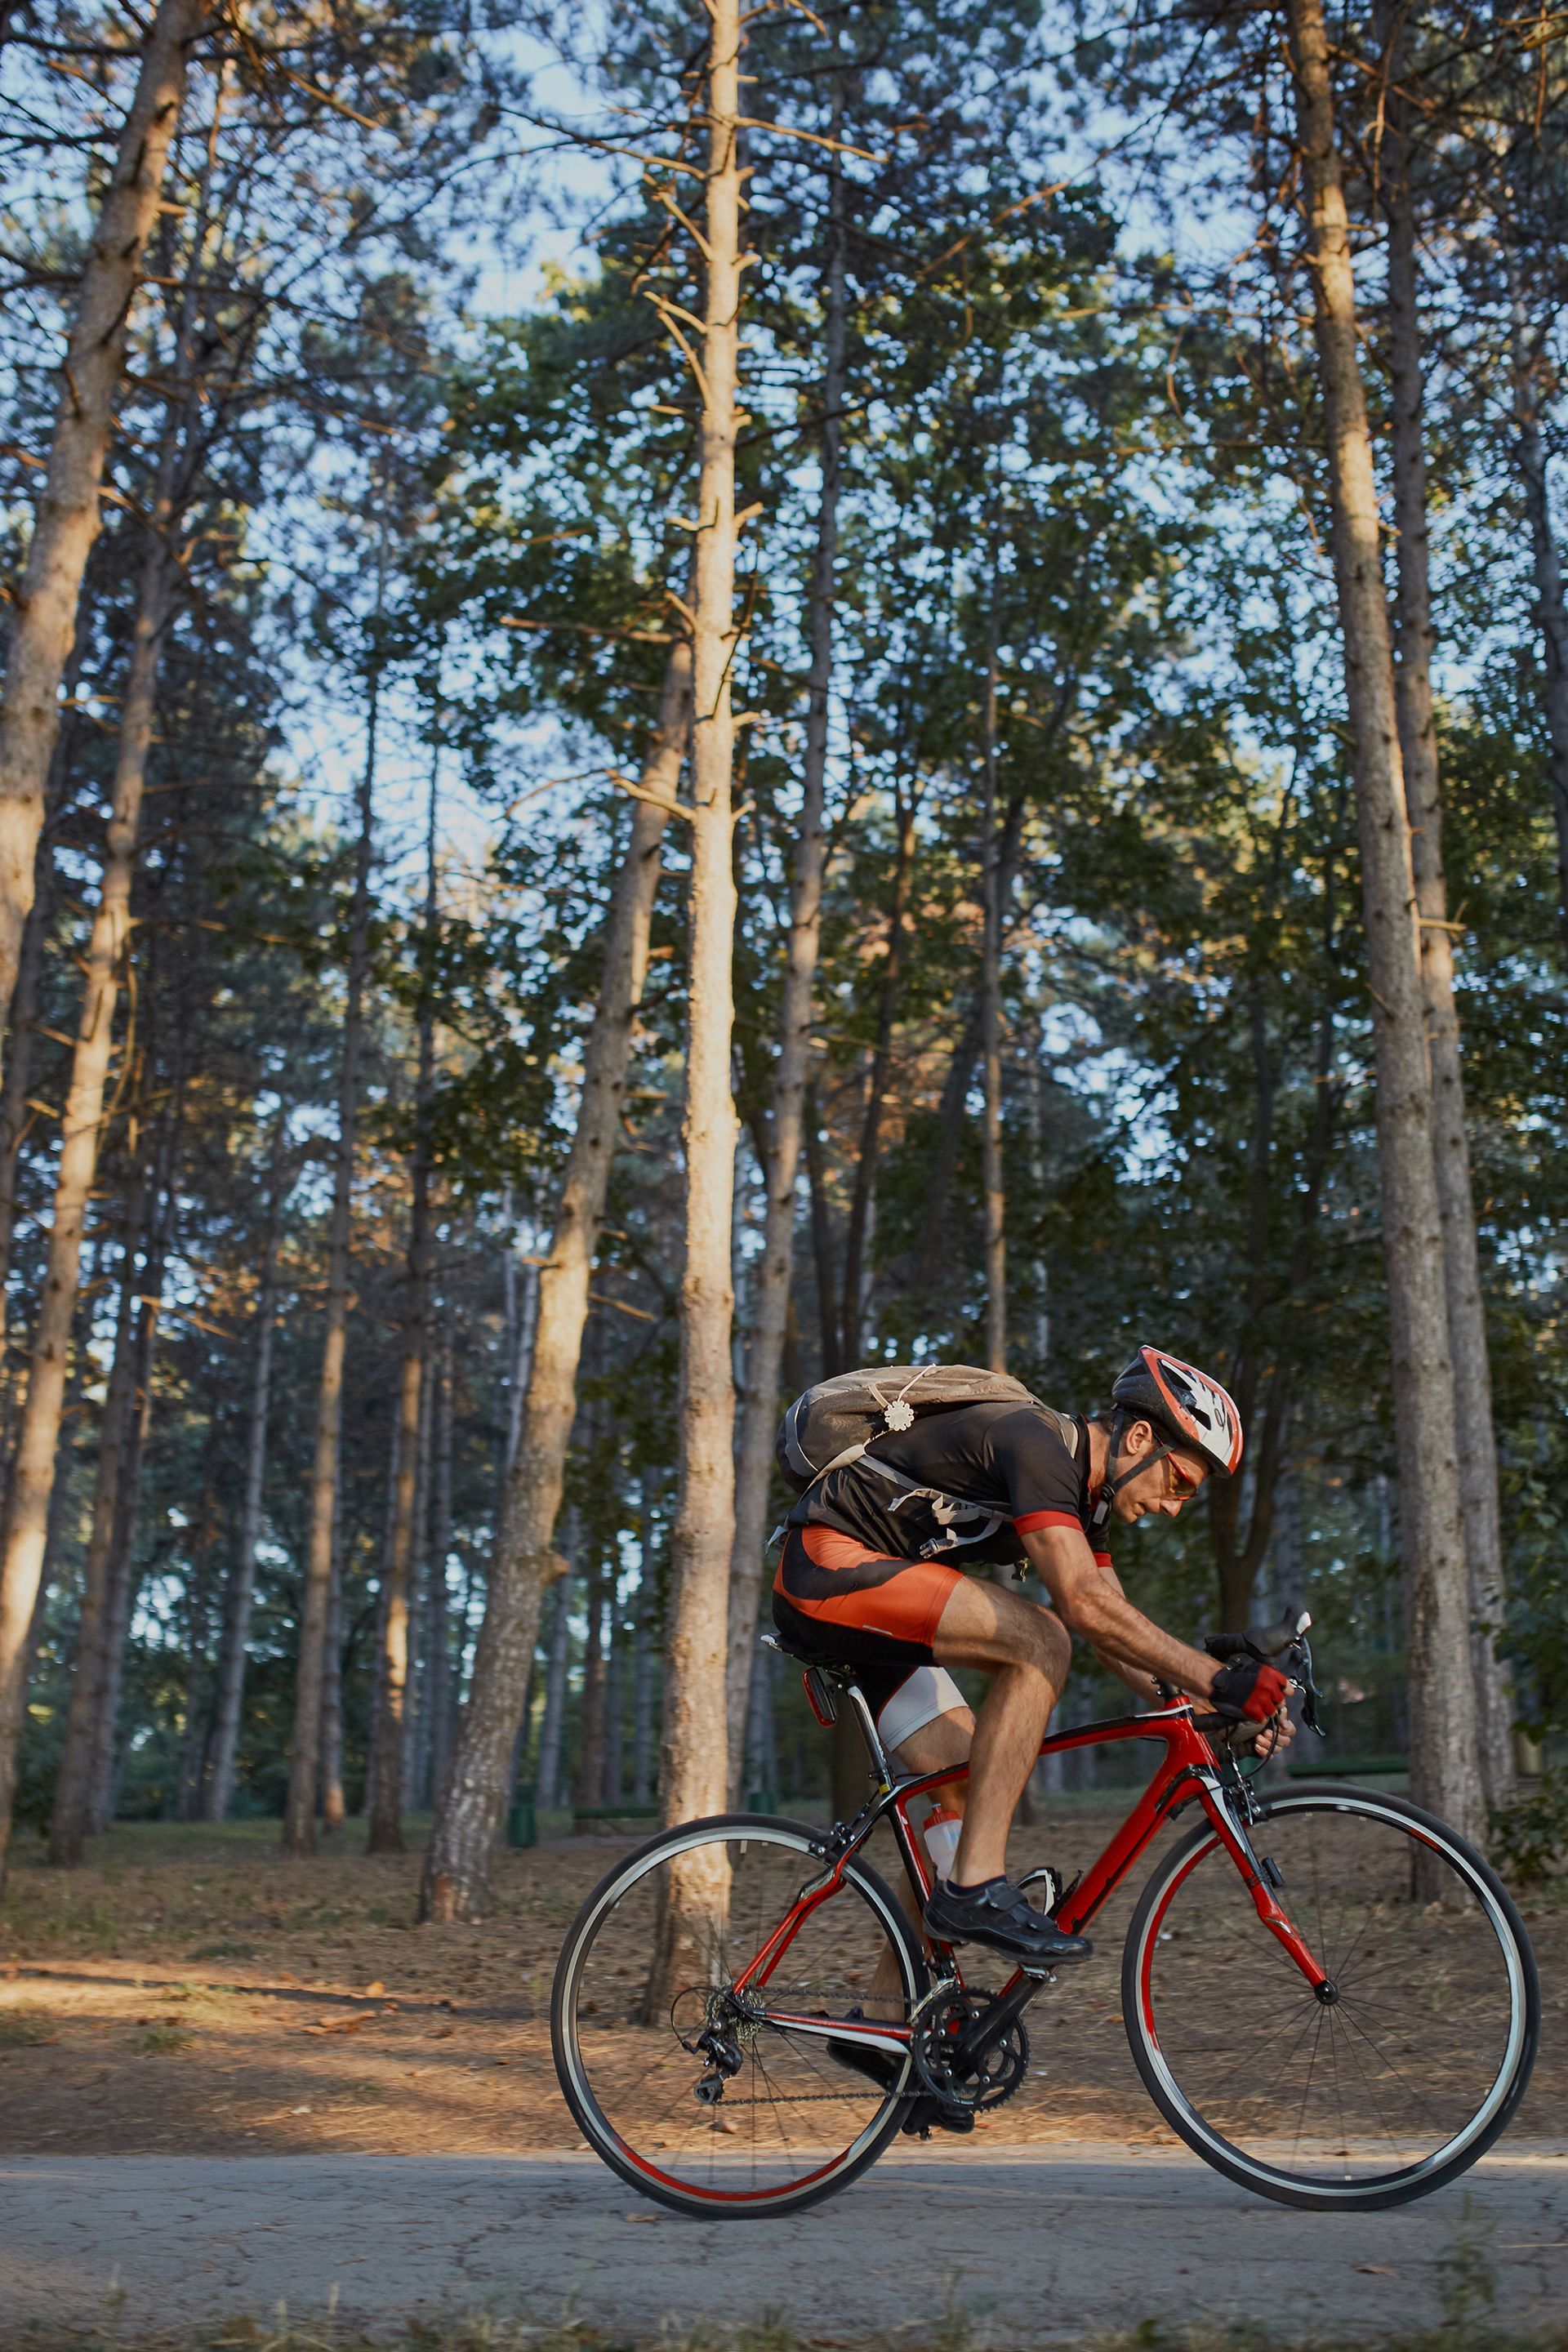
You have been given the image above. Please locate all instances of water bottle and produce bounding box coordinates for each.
[922,1804,964,1883]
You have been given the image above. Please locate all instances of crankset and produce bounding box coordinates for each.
[911,1987,1030,2114]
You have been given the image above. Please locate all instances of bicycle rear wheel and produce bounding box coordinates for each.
[1122,1784,1539,2210]
[552,1814,926,2219]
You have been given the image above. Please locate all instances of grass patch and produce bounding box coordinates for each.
[0,2003,57,2047]
[0,2316,1566,2352]
[136,2021,194,2055]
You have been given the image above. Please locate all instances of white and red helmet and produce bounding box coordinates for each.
[1112,1345,1244,1480]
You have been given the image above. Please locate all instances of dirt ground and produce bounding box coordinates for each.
[0,1805,1561,2158]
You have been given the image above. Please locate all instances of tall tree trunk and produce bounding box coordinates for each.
[979,559,1007,1373]
[647,0,745,2007]
[911,793,1027,1292]
[177,1494,218,1819]
[576,1562,606,1807]
[283,686,376,1851]
[203,1113,287,1820]
[89,1245,165,1835]
[425,1316,455,1807]
[1504,253,1568,951]
[631,1476,658,1804]
[1285,0,1483,1846]
[368,738,439,1855]
[1379,33,1512,1808]
[319,1475,346,1833]
[839,794,916,1365]
[1,510,181,1875]
[0,0,207,1055]
[600,1595,624,1806]
[418,643,688,1920]
[43,1156,150,1865]
[722,127,845,1793]
[804,1094,841,1375]
[534,1565,573,1811]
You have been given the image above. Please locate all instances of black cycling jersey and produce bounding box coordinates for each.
[786,1400,1113,1571]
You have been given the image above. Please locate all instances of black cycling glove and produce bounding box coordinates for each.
[1209,1659,1291,1724]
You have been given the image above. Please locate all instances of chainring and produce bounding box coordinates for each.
[911,1989,1030,2113]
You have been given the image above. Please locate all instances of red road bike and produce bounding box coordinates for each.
[552,1614,1539,2220]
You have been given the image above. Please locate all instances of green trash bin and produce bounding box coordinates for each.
[508,1785,537,1848]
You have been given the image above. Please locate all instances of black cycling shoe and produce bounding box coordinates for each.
[922,1876,1093,1967]
[902,2093,975,2137]
[826,2007,902,2091]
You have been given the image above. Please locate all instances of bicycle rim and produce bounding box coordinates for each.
[551,1815,924,2218]
[1122,1785,1539,2210]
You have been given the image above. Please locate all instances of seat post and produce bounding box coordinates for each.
[840,1677,893,1786]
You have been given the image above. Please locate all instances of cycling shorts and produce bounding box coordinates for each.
[772,1524,971,1732]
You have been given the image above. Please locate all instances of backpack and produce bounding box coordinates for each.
[775,1361,1077,1499]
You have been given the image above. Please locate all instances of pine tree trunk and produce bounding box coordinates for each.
[534,1569,573,1811]
[177,1501,218,1819]
[425,1318,455,1806]
[1,489,180,1874]
[417,644,688,1919]
[1380,39,1512,1808]
[44,1161,149,1866]
[367,1089,433,1853]
[631,1477,657,1804]
[88,1263,163,1836]
[576,1564,606,1807]
[319,1476,346,1833]
[723,127,845,1793]
[1285,0,1483,1846]
[1504,258,1568,951]
[838,797,915,1365]
[647,0,745,2011]
[283,691,376,1852]
[0,0,207,1061]
[601,1597,624,1806]
[203,1113,287,1820]
[979,562,1007,1374]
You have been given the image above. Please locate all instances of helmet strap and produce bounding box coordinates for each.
[1089,1409,1174,1531]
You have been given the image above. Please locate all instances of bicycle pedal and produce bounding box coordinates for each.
[1020,1966,1057,1984]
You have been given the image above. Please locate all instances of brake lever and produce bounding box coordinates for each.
[1292,1633,1327,1739]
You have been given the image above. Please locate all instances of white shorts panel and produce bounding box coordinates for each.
[875,1666,970,1754]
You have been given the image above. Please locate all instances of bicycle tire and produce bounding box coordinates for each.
[552,1812,929,2219]
[1121,1783,1539,2211]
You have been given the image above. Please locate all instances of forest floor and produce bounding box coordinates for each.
[0,1803,1561,2158]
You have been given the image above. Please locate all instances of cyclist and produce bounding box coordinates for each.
[773,1345,1294,1974]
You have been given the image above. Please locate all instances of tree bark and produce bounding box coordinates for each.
[1379,29,1512,1808]
[283,687,377,1851]
[534,1566,573,1810]
[417,643,689,1918]
[722,123,845,1794]
[318,1503,346,1833]
[576,1562,606,1806]
[0,0,207,1064]
[647,0,746,2007]
[1285,0,1483,1846]
[367,737,439,1855]
[979,558,1007,1374]
[424,1316,455,1807]
[1503,255,1568,951]
[839,793,916,1365]
[88,1231,166,1835]
[3,495,181,1874]
[203,1111,287,1820]
[42,1156,150,1867]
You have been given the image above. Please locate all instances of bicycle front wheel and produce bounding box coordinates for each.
[1123,1784,1539,2210]
[552,1814,926,2219]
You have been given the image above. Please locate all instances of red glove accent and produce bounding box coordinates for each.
[1210,1659,1291,1723]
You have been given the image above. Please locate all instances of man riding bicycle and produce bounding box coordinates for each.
[773,1344,1295,1972]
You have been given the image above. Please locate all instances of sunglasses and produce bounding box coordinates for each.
[1161,1454,1204,1502]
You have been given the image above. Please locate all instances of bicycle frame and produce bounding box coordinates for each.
[734,1687,1329,2060]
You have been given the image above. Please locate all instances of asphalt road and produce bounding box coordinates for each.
[2,2144,1565,2341]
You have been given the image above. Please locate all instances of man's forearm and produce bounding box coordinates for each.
[1058,1580,1215,1695]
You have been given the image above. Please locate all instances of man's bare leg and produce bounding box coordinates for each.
[929,1579,1069,1885]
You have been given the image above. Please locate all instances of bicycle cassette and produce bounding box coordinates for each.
[911,1988,1030,2113]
